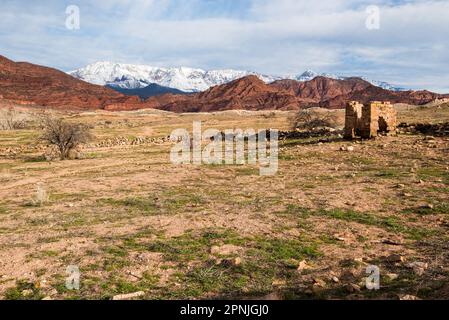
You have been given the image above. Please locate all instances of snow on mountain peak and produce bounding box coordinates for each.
[68,62,405,93]
[68,62,277,92]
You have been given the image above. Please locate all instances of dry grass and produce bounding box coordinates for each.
[0,104,448,300]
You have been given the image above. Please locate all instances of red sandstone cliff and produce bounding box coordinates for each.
[0,55,139,109]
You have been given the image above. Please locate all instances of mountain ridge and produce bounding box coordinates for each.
[131,75,443,113]
[69,62,405,93]
[0,55,139,109]
[1,55,446,112]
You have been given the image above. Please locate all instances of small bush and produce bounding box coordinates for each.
[40,116,93,160]
[0,107,26,130]
[292,109,338,131]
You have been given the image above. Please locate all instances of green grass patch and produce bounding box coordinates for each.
[373,168,405,178]
[417,167,449,182]
[100,188,208,215]
[148,229,320,299]
[235,167,260,176]
[351,156,376,166]
[99,196,159,214]
[23,155,47,163]
[162,188,206,211]
[278,153,296,161]
[283,205,437,240]
[4,280,45,300]
[403,202,449,216]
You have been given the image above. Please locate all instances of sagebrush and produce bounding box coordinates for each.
[40,117,93,160]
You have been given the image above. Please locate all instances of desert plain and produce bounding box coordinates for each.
[0,102,448,300]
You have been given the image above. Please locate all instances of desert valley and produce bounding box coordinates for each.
[0,54,448,300]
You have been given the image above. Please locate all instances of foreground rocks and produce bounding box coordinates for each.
[398,122,449,136]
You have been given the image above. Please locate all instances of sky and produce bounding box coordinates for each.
[0,0,448,92]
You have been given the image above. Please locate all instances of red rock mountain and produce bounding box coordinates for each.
[142,76,300,112]
[0,55,446,112]
[147,75,446,112]
[0,55,139,109]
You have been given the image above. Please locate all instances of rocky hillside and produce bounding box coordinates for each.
[137,76,446,112]
[0,55,446,112]
[0,55,139,109]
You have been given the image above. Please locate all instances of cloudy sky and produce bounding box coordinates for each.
[0,0,448,92]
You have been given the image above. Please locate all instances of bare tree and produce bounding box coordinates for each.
[292,109,338,131]
[0,107,26,130]
[40,117,93,160]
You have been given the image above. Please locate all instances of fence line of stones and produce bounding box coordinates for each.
[0,136,172,158]
[398,122,449,137]
[87,136,171,148]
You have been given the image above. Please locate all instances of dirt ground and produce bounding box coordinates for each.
[0,103,448,300]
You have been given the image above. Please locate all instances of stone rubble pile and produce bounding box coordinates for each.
[398,122,449,136]
[89,136,171,148]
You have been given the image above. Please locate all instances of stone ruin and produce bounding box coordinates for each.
[344,101,397,140]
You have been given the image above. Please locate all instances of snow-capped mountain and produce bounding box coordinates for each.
[68,62,281,93]
[69,62,405,93]
[291,70,405,91]
[364,80,405,91]
[292,70,342,82]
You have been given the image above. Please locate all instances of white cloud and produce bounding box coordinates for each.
[0,0,448,92]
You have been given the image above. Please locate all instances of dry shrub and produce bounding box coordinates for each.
[292,109,338,131]
[40,116,93,160]
[0,107,26,130]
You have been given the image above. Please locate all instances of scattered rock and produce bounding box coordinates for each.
[407,262,428,276]
[210,245,241,256]
[44,146,60,161]
[259,292,283,300]
[345,284,361,293]
[340,269,359,282]
[220,257,242,267]
[297,260,310,272]
[332,276,340,283]
[402,192,413,198]
[354,257,364,264]
[382,239,403,246]
[232,257,242,266]
[383,254,406,263]
[112,291,145,300]
[399,294,421,300]
[41,296,53,300]
[313,278,326,288]
[271,279,287,287]
[21,289,33,297]
[386,273,399,281]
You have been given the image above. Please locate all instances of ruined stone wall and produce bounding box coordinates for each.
[344,101,363,139]
[345,101,397,139]
[375,101,397,135]
[361,103,379,139]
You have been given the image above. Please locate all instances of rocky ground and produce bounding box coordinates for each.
[0,105,448,300]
